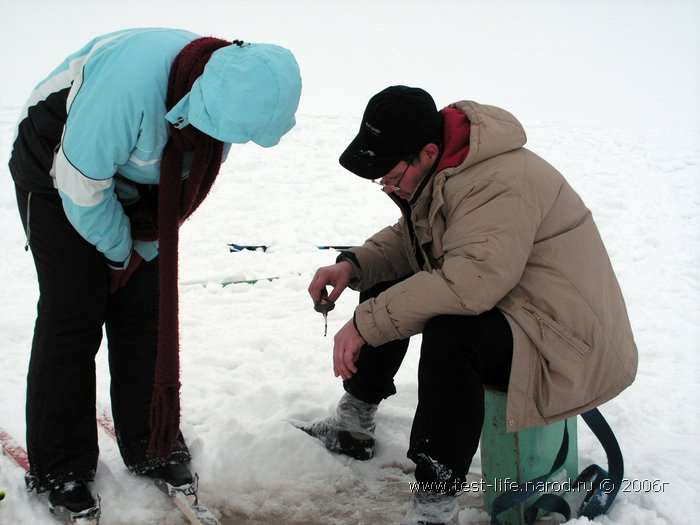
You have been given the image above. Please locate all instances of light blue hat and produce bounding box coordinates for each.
[165,42,302,147]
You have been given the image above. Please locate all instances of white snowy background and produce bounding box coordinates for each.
[1,1,699,524]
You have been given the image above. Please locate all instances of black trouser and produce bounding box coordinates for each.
[15,186,186,489]
[344,280,513,488]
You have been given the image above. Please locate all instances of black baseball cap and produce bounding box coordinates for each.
[339,86,443,179]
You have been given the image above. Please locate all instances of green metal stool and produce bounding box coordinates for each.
[480,390,578,525]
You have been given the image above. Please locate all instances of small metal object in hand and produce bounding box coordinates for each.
[314,290,335,336]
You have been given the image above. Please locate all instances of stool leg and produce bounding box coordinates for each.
[481,390,578,525]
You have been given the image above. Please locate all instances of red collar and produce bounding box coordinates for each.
[435,107,470,173]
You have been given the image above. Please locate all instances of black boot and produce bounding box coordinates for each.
[48,480,97,515]
[143,461,194,488]
[124,434,193,487]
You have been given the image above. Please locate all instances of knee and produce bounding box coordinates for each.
[420,315,466,367]
[422,315,463,349]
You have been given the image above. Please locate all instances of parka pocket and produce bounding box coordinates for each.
[517,301,595,418]
[522,302,591,360]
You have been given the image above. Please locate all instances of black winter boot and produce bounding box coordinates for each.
[143,460,194,488]
[48,480,98,515]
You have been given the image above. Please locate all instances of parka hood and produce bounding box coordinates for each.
[166,42,302,147]
[448,100,527,171]
[411,101,527,222]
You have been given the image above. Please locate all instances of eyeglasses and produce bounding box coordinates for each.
[371,163,409,192]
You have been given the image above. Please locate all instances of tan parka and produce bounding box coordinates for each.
[345,100,638,431]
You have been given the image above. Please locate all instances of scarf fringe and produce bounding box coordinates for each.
[148,384,182,459]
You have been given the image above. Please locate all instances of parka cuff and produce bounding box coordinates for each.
[352,312,368,345]
[106,255,128,271]
[336,251,362,289]
[354,301,400,348]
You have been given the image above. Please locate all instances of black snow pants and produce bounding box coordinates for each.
[15,185,188,490]
[344,279,513,489]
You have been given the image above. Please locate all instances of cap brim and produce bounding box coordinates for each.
[339,132,400,179]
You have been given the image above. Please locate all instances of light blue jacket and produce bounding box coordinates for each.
[20,28,301,267]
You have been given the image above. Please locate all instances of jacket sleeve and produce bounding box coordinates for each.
[354,181,540,347]
[341,222,414,291]
[54,55,144,268]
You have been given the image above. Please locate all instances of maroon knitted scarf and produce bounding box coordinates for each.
[148,37,231,459]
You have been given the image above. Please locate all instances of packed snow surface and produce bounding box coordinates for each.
[0,1,698,524]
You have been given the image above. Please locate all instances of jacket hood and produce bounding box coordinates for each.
[411,101,527,238]
[448,100,527,171]
[166,42,302,147]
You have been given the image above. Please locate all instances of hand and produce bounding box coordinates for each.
[333,319,366,380]
[308,261,354,304]
[109,252,143,294]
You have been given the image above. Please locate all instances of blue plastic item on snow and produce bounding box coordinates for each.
[227,243,353,252]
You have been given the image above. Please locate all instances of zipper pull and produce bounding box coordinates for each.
[524,305,547,340]
[530,310,546,340]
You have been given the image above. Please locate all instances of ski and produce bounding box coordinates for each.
[179,275,280,288]
[0,427,30,472]
[0,426,101,524]
[221,276,279,286]
[96,413,222,525]
[228,244,268,252]
[228,243,352,252]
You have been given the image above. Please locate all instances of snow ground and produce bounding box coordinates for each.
[0,1,699,524]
